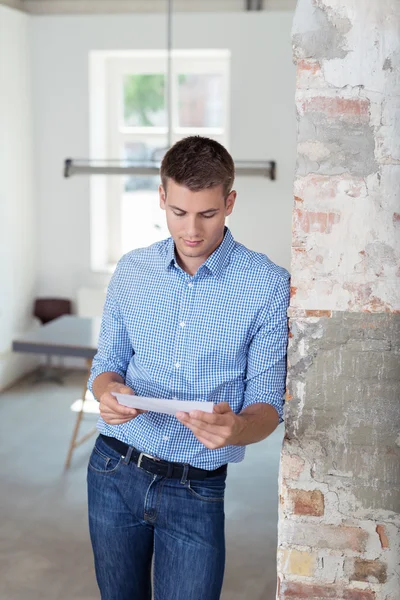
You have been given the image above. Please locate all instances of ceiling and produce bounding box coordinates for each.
[2,0,297,15]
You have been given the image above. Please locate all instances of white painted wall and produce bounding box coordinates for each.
[0,5,37,390]
[31,11,296,300]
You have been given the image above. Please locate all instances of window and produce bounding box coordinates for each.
[90,50,230,272]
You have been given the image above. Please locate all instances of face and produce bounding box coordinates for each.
[159,179,236,273]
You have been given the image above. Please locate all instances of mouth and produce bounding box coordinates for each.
[183,239,203,248]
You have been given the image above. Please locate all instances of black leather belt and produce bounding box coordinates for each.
[100,434,227,480]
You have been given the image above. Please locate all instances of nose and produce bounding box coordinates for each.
[185,216,201,239]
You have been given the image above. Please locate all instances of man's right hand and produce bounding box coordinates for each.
[99,382,146,425]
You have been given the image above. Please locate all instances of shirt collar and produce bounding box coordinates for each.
[202,227,235,277]
[164,237,176,270]
[164,227,236,277]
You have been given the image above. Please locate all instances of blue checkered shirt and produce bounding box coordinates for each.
[89,228,290,470]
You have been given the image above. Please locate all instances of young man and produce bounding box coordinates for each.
[87,136,290,600]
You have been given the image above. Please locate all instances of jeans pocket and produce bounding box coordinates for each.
[88,442,123,474]
[187,474,226,503]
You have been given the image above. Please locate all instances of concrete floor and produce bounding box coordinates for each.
[0,370,284,600]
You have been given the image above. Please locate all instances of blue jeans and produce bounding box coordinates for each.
[87,435,227,600]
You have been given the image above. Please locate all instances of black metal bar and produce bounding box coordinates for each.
[63,158,277,180]
[64,158,72,178]
[246,0,263,12]
[270,160,276,181]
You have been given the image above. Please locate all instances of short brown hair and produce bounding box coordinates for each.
[160,136,235,197]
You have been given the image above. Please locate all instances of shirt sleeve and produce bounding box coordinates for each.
[88,260,134,395]
[242,274,290,422]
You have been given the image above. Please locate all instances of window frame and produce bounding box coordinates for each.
[90,49,230,271]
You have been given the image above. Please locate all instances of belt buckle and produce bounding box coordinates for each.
[137,451,159,470]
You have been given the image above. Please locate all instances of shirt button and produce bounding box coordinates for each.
[188,283,193,288]
[163,435,170,442]
[179,321,186,327]
[175,362,181,369]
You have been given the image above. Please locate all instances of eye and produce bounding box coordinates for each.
[172,211,185,217]
[202,214,216,219]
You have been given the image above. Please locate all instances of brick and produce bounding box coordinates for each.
[305,310,332,318]
[342,282,396,313]
[296,60,326,89]
[343,590,376,600]
[278,548,316,577]
[299,60,319,71]
[297,59,321,75]
[279,581,376,599]
[288,308,333,318]
[280,521,369,553]
[288,489,325,516]
[351,558,387,584]
[376,524,389,549]
[294,173,367,203]
[281,453,306,480]
[294,208,341,234]
[301,96,370,120]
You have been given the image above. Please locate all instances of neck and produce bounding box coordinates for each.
[175,255,204,276]
[175,232,225,276]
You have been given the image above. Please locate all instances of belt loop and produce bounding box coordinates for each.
[180,464,189,485]
[122,445,134,465]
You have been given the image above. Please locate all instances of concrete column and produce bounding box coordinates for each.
[277,1,400,599]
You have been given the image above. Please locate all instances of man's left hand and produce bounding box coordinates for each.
[176,402,245,450]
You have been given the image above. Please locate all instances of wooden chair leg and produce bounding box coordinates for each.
[64,359,97,470]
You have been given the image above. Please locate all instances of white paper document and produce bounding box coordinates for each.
[113,393,214,416]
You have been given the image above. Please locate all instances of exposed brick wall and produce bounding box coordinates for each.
[287,489,325,516]
[278,1,400,599]
[289,0,400,314]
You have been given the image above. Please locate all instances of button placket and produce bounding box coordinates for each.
[171,276,195,396]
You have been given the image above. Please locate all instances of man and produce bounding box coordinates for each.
[87,136,290,600]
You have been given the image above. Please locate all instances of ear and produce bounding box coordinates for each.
[159,184,166,210]
[225,190,237,216]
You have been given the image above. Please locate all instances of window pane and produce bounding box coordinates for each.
[121,190,169,254]
[123,74,166,127]
[178,74,224,128]
[121,140,169,254]
[123,140,166,192]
